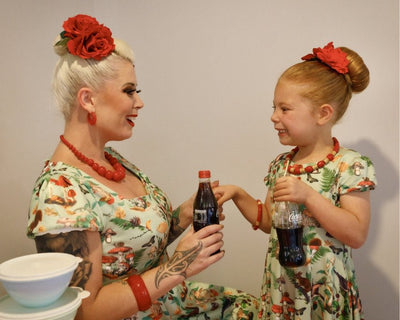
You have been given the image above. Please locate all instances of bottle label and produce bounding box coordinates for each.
[289,211,302,226]
[194,209,208,224]
[193,208,219,227]
[273,202,302,229]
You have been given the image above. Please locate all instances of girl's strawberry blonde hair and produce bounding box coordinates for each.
[278,43,369,123]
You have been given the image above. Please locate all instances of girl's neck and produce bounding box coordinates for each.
[292,137,334,165]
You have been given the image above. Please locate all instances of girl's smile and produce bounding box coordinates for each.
[271,79,319,147]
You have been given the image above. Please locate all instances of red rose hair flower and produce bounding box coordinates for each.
[56,14,115,60]
[301,42,349,74]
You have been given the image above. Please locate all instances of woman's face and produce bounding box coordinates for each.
[271,79,319,147]
[94,59,144,142]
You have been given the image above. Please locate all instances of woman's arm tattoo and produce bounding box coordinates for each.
[154,241,202,288]
[34,231,92,288]
[167,207,186,245]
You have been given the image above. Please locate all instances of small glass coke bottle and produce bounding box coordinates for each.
[273,201,306,267]
[193,170,219,232]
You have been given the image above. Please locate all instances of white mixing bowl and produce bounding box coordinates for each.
[0,253,82,308]
[0,287,90,319]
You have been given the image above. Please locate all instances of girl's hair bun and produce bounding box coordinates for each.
[340,47,370,93]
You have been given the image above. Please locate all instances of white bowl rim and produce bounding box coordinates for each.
[0,253,82,281]
[0,287,90,319]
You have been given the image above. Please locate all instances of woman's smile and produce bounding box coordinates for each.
[126,114,138,127]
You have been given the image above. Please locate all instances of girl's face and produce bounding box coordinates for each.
[271,79,319,147]
[94,59,144,142]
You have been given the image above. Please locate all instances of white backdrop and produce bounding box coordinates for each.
[0,1,398,319]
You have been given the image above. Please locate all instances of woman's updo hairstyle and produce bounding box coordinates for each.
[52,22,135,120]
[278,45,369,123]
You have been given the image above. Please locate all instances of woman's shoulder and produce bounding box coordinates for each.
[28,161,104,237]
[33,160,93,188]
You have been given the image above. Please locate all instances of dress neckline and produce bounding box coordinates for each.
[46,159,149,201]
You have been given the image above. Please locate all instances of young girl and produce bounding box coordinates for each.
[215,42,376,319]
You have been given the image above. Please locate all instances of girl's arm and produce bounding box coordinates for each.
[35,224,224,320]
[303,189,370,248]
[273,176,371,248]
[214,185,272,233]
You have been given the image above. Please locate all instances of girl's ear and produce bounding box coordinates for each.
[317,103,334,125]
[77,87,95,113]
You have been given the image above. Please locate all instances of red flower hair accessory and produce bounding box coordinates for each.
[301,42,349,74]
[55,14,115,61]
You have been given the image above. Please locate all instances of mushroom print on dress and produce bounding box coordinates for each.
[28,148,259,319]
[260,147,376,320]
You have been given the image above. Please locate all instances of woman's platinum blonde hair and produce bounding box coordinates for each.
[52,37,135,119]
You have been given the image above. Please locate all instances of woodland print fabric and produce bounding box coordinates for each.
[28,148,258,319]
[260,147,376,320]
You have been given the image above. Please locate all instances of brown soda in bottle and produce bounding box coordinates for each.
[193,170,219,231]
[276,227,305,267]
[273,201,306,267]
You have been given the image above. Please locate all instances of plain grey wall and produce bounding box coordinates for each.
[0,1,398,319]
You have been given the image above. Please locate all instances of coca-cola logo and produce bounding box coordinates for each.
[289,212,302,224]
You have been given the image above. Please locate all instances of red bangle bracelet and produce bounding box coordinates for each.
[252,199,263,230]
[127,274,152,311]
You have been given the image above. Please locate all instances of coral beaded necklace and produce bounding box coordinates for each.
[60,135,126,181]
[285,137,339,175]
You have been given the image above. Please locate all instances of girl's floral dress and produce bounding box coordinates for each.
[259,147,376,320]
[27,147,259,320]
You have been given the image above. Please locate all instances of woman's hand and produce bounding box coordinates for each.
[163,224,224,281]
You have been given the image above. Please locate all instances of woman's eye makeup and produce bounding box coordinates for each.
[124,88,141,95]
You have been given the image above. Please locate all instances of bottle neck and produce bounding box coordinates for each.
[199,177,211,183]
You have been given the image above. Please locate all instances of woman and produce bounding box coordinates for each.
[27,14,258,320]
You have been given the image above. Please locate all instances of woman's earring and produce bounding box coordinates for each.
[87,112,97,125]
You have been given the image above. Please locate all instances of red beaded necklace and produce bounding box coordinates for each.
[285,137,339,175]
[60,135,126,182]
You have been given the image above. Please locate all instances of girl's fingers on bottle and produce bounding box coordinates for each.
[211,180,220,187]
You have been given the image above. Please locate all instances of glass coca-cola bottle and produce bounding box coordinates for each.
[193,170,219,231]
[273,201,306,267]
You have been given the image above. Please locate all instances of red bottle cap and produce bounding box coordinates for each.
[198,170,211,178]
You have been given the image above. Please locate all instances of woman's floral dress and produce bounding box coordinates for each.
[259,147,376,320]
[27,148,258,320]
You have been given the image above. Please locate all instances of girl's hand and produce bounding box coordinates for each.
[273,176,314,204]
[212,184,239,206]
[210,181,225,221]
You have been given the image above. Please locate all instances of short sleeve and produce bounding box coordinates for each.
[338,151,377,195]
[27,169,104,238]
[264,153,287,188]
